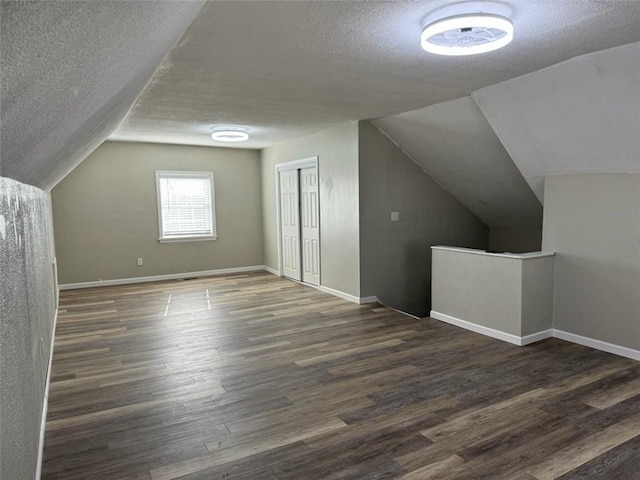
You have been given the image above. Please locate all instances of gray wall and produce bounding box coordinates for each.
[52,141,263,284]
[358,121,488,316]
[489,227,542,253]
[0,177,57,480]
[542,173,640,350]
[373,96,543,236]
[261,123,360,297]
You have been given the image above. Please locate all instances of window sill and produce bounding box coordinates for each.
[158,235,218,243]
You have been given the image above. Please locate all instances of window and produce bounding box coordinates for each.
[155,171,216,242]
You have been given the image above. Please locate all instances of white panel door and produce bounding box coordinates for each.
[279,169,301,281]
[300,166,320,286]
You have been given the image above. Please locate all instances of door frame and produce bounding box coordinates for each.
[275,156,320,284]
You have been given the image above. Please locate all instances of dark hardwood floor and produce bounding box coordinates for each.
[43,272,640,480]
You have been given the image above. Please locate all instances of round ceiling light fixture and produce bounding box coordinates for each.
[210,130,249,142]
[421,13,513,56]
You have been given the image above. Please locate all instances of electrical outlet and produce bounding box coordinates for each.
[391,212,400,222]
[137,258,143,266]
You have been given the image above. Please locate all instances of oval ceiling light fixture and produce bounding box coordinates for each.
[421,13,513,56]
[211,129,249,142]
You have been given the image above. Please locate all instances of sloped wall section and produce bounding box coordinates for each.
[0,177,57,479]
[374,96,542,231]
[359,121,488,316]
[473,41,640,202]
[1,0,205,189]
[373,96,543,253]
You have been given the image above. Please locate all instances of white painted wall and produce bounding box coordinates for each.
[474,42,640,201]
[0,178,57,480]
[261,123,360,298]
[431,248,554,337]
[542,173,640,351]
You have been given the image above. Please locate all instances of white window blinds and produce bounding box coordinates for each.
[156,172,216,241]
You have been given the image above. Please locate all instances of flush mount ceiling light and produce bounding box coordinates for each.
[421,13,513,56]
[210,130,249,142]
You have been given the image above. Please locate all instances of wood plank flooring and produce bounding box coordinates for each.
[42,272,640,480]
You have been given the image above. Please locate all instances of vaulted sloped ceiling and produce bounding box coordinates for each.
[3,0,639,205]
[373,41,639,229]
[473,41,640,202]
[1,0,205,190]
[374,97,542,229]
[109,1,640,150]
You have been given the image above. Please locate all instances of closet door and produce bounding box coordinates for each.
[300,167,320,285]
[279,169,301,281]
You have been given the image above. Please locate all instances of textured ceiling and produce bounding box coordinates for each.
[374,96,542,229]
[1,0,205,189]
[374,40,639,229]
[473,41,640,201]
[3,0,639,210]
[111,0,640,149]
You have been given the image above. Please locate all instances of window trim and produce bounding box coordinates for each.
[155,171,217,243]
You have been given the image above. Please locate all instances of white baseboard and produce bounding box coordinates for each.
[36,307,58,480]
[359,295,380,305]
[319,285,360,303]
[553,329,640,361]
[318,286,378,305]
[59,267,381,306]
[59,265,268,290]
[430,311,552,346]
[521,329,554,345]
[429,311,639,360]
[377,302,421,320]
[263,265,279,276]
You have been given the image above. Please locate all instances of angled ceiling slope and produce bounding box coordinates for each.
[374,96,542,230]
[1,0,205,190]
[473,41,640,201]
[110,0,640,149]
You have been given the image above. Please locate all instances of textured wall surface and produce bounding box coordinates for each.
[432,249,524,336]
[542,173,640,350]
[1,0,204,189]
[110,1,640,149]
[52,142,263,285]
[474,42,640,201]
[431,248,553,336]
[0,177,56,480]
[358,121,488,316]
[374,96,543,232]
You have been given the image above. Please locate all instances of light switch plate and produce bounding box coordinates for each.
[391,212,400,222]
